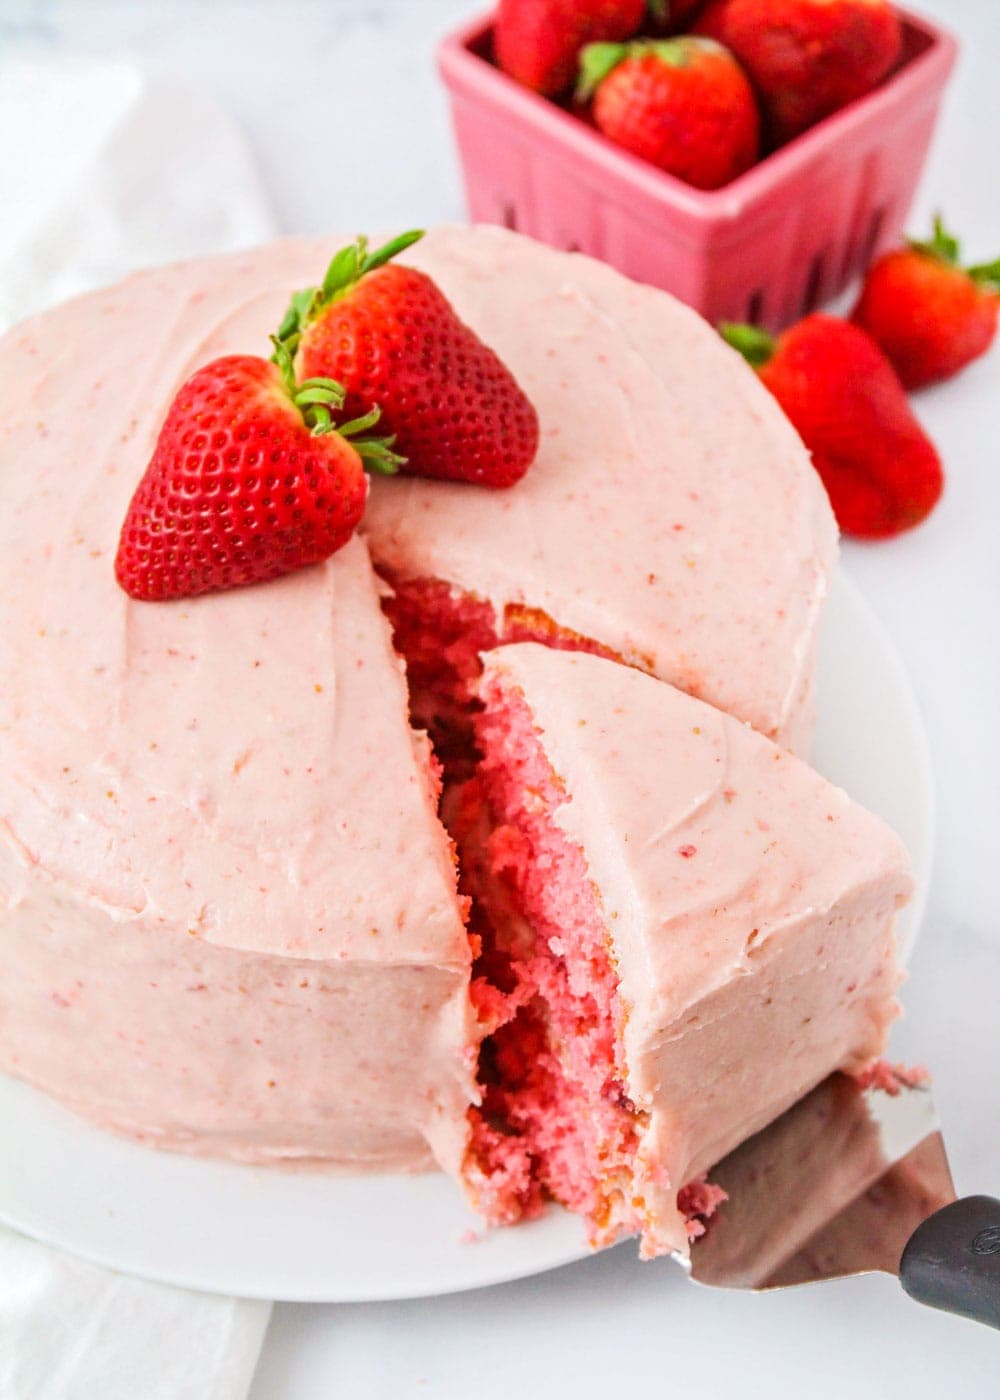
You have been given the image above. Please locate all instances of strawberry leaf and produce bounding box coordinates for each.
[337,406,384,438]
[646,39,697,68]
[967,258,1000,292]
[270,336,300,398]
[361,230,424,276]
[719,322,777,368]
[908,215,999,289]
[322,240,366,299]
[577,43,629,102]
[308,405,335,435]
[295,381,348,409]
[271,337,354,435]
[275,287,316,346]
[908,213,961,267]
[354,434,404,476]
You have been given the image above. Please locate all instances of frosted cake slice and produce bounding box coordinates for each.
[457,644,912,1255]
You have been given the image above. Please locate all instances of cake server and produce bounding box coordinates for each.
[689,1072,1000,1330]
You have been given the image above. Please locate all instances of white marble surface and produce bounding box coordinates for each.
[4,1,1000,1395]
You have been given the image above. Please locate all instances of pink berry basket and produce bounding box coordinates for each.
[437,7,957,328]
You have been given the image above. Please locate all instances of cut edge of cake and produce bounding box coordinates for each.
[452,643,912,1257]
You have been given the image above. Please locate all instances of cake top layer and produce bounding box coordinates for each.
[0,270,466,966]
[479,643,912,1062]
[363,225,838,750]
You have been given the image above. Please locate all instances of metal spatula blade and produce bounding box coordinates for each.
[689,1073,1000,1330]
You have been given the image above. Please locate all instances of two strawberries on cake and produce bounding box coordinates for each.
[115,231,539,602]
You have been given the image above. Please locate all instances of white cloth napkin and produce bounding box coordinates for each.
[0,1230,271,1400]
[0,54,276,331]
[1,50,278,1399]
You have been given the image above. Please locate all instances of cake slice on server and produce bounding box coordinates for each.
[363,225,838,757]
[455,644,912,1256]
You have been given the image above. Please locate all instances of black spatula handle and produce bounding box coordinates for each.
[900,1195,1000,1329]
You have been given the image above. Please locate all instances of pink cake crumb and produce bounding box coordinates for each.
[854,1060,930,1096]
[381,577,497,762]
[677,1177,729,1240]
[451,676,652,1248]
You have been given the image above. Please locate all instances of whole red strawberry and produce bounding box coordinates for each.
[115,348,400,602]
[721,315,943,538]
[852,216,1000,389]
[695,0,902,143]
[577,37,759,190]
[281,232,540,489]
[495,0,646,97]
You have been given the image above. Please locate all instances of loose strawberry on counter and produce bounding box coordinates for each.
[695,0,902,144]
[277,231,540,488]
[494,0,647,97]
[115,348,400,602]
[577,37,760,190]
[852,216,1000,389]
[721,315,943,538]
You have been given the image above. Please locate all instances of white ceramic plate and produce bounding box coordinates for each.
[0,569,933,1302]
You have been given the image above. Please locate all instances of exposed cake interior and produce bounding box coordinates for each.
[452,671,721,1249]
[381,574,621,770]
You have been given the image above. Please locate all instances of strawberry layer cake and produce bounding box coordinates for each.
[0,225,909,1256]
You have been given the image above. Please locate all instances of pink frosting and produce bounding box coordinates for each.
[0,244,475,1169]
[480,644,912,1255]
